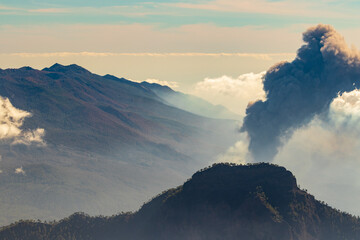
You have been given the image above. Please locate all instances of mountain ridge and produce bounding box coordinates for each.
[0,63,239,226]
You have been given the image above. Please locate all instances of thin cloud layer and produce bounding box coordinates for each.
[241,24,360,162]
[9,52,295,59]
[171,0,341,17]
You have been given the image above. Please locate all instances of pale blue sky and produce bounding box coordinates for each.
[1,0,360,53]
[1,0,360,90]
[0,0,359,29]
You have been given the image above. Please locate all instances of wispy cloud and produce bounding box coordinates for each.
[8,52,295,60]
[28,8,71,14]
[0,23,304,53]
[169,0,350,18]
[143,78,179,88]
[0,5,19,11]
[0,4,173,17]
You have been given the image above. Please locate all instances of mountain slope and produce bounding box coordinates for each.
[141,81,240,120]
[1,163,359,240]
[0,64,239,226]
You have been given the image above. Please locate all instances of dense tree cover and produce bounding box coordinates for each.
[1,163,360,240]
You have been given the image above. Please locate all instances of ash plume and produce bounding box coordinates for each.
[241,24,360,161]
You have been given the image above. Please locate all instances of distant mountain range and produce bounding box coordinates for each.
[140,81,240,120]
[0,64,239,226]
[1,163,358,240]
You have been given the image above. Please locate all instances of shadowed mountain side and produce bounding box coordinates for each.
[1,163,359,240]
[0,65,236,154]
[0,64,239,226]
[141,81,240,120]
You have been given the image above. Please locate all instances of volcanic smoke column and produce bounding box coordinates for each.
[241,24,360,162]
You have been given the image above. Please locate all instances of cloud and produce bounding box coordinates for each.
[14,167,25,175]
[240,89,360,215]
[274,114,360,215]
[169,0,348,18]
[0,4,165,17]
[241,24,360,162]
[12,128,46,146]
[28,8,71,14]
[0,5,19,11]
[330,89,360,123]
[0,24,301,54]
[325,89,360,135]
[143,78,179,89]
[8,52,295,59]
[191,72,265,115]
[216,133,250,164]
[0,98,30,139]
[0,96,45,145]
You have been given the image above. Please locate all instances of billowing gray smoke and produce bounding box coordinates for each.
[241,24,360,161]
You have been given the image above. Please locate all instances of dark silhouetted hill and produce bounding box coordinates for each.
[1,163,359,240]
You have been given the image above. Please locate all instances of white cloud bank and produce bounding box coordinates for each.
[0,96,45,146]
[191,72,266,115]
[330,90,360,128]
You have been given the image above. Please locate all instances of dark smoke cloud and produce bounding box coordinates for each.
[241,24,360,162]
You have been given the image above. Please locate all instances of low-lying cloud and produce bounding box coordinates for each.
[241,24,360,162]
[0,96,45,146]
[14,166,25,175]
[192,72,265,115]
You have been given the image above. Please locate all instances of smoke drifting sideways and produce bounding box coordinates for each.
[241,24,360,162]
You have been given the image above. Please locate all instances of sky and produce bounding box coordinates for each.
[2,0,360,94]
[2,0,360,215]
